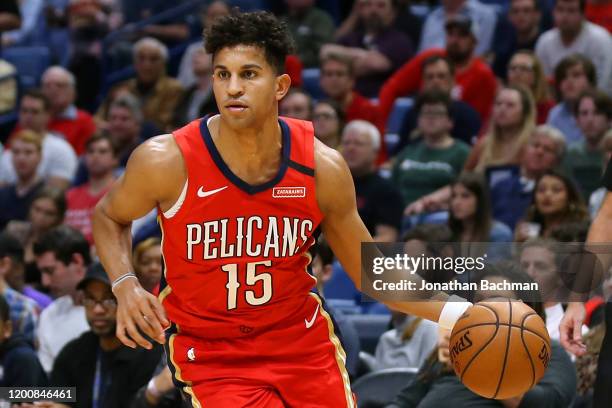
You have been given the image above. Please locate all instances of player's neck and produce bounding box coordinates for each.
[216,115,282,157]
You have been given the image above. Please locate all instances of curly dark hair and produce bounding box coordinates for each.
[204,10,295,74]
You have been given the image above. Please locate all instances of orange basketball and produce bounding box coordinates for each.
[449,299,551,400]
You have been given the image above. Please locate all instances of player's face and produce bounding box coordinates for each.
[507,53,536,91]
[11,139,41,180]
[83,281,117,337]
[577,97,610,143]
[450,183,477,221]
[213,45,290,129]
[492,88,524,129]
[535,175,569,216]
[320,60,353,99]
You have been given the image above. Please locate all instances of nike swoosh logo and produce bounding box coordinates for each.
[197,185,228,198]
[305,304,320,329]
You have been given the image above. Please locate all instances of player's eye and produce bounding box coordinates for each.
[217,71,230,79]
[242,70,256,79]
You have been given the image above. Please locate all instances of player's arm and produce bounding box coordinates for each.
[93,135,183,349]
[315,141,468,326]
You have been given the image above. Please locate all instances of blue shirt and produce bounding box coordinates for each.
[547,102,584,146]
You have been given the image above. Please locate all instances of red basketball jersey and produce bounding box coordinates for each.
[158,116,324,339]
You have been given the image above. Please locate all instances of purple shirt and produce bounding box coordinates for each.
[23,286,53,310]
[338,27,414,97]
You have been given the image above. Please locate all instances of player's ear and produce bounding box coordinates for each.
[275,73,291,101]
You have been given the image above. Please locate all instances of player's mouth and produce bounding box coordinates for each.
[225,102,248,112]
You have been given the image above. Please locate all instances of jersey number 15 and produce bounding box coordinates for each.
[222,260,273,310]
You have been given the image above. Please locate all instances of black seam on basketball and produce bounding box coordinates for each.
[493,299,513,399]
[451,320,548,344]
[520,313,537,389]
[457,305,500,387]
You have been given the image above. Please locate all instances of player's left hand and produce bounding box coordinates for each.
[559,302,587,356]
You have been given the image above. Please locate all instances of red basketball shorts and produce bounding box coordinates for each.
[165,293,356,407]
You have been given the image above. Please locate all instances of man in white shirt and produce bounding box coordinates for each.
[33,225,90,373]
[0,89,77,189]
[535,0,612,94]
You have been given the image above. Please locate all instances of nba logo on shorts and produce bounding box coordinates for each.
[272,187,306,198]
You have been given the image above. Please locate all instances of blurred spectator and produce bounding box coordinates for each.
[319,53,381,128]
[0,294,47,387]
[392,90,470,207]
[0,59,17,114]
[312,99,345,150]
[378,15,497,125]
[341,120,403,241]
[535,0,612,94]
[321,0,414,97]
[586,0,612,33]
[120,0,190,45]
[0,0,21,33]
[177,0,230,88]
[1,89,78,190]
[0,232,51,311]
[6,187,66,285]
[280,88,313,120]
[464,85,536,171]
[506,50,555,124]
[589,129,612,216]
[491,125,567,230]
[41,66,97,155]
[133,237,161,294]
[311,236,360,379]
[374,227,439,371]
[491,0,544,78]
[47,262,161,408]
[515,169,589,241]
[519,238,570,340]
[1,0,41,47]
[449,172,513,242]
[65,134,118,245]
[564,89,612,198]
[547,54,597,145]
[0,130,44,229]
[172,49,217,129]
[107,94,147,167]
[95,84,155,138]
[109,37,183,132]
[130,364,185,408]
[0,232,40,346]
[396,55,481,151]
[284,0,334,68]
[32,225,90,373]
[419,0,497,56]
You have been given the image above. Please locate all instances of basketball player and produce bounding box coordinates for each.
[560,156,612,408]
[92,11,469,407]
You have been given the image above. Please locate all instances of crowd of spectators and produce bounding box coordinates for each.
[2,0,612,406]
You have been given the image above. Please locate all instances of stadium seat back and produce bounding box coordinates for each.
[352,367,418,407]
[2,46,50,89]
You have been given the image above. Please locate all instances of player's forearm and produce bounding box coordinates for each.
[92,203,135,282]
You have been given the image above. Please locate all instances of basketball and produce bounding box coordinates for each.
[449,299,551,400]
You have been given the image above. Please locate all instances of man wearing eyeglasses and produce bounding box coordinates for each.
[33,262,162,408]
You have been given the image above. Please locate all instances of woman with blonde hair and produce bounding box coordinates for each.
[133,237,162,293]
[507,50,555,124]
[464,85,536,172]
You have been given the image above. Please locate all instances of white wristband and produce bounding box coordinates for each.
[146,377,162,399]
[111,272,138,293]
[438,295,473,330]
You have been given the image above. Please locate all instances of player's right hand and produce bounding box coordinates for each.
[559,302,587,356]
[113,278,169,349]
